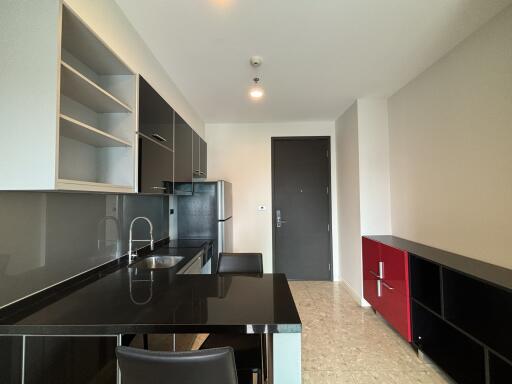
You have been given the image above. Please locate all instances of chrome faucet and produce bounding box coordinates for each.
[128,217,154,264]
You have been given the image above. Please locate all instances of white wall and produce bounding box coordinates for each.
[65,0,204,136]
[358,99,392,236]
[205,121,340,278]
[335,99,391,305]
[335,103,362,300]
[388,5,512,269]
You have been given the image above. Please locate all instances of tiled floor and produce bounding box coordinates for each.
[289,281,450,384]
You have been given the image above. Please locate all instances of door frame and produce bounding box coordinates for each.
[271,136,333,281]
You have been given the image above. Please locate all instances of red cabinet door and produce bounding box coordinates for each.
[362,237,412,342]
[362,237,382,309]
[380,244,411,341]
[381,244,409,297]
[379,280,411,341]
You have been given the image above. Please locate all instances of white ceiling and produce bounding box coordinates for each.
[115,0,511,123]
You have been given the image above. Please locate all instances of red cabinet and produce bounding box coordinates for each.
[362,237,411,342]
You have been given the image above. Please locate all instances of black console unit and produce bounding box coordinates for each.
[368,236,512,384]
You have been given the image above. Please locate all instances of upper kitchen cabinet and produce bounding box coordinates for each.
[1,2,136,192]
[193,131,201,177]
[200,137,208,178]
[137,76,174,194]
[174,112,193,195]
[138,77,174,149]
[192,131,208,179]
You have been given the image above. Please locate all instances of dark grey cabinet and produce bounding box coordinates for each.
[137,75,207,194]
[138,76,173,150]
[193,131,200,177]
[199,138,207,178]
[192,128,207,178]
[138,76,174,194]
[138,135,173,194]
[174,112,193,195]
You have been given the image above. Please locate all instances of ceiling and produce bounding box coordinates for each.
[115,0,511,123]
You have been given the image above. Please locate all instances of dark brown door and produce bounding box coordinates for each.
[272,137,332,280]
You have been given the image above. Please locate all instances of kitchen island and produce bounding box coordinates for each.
[0,243,301,384]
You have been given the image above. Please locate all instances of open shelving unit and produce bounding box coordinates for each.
[57,5,136,192]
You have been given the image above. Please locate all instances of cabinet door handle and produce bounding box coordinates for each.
[152,133,167,142]
[152,186,167,190]
[382,281,395,291]
[369,270,380,278]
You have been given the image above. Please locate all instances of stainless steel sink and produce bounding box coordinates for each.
[130,255,184,269]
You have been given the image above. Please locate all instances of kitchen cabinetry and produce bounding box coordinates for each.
[362,237,411,341]
[174,112,194,195]
[137,76,174,194]
[1,2,137,192]
[1,2,206,194]
[192,132,208,178]
[138,135,173,194]
[200,137,208,178]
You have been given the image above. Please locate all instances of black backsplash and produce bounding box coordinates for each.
[0,192,169,309]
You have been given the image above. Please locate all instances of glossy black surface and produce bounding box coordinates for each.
[367,236,512,291]
[0,336,22,383]
[410,255,442,315]
[490,352,512,384]
[138,135,173,194]
[199,137,207,178]
[192,130,200,176]
[174,112,193,193]
[0,242,301,335]
[412,301,485,384]
[443,268,512,362]
[138,76,174,149]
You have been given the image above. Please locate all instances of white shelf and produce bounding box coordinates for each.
[61,6,133,75]
[60,61,133,113]
[59,114,131,148]
[56,179,134,193]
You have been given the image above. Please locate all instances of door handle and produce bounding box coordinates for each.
[276,210,287,228]
[152,186,167,190]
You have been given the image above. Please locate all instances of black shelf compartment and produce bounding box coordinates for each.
[412,301,486,384]
[489,351,512,384]
[410,254,442,315]
[443,268,512,362]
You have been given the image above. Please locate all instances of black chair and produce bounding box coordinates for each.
[116,346,238,384]
[216,253,263,275]
[202,252,264,383]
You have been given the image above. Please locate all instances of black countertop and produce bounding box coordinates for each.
[366,235,512,292]
[0,242,301,335]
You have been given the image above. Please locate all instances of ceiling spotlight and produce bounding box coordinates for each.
[249,77,264,100]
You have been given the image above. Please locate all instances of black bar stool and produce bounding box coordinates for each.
[116,346,238,384]
[202,252,264,384]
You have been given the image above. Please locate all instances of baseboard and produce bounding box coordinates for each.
[341,280,371,307]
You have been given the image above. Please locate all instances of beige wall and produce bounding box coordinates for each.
[205,122,340,277]
[66,0,204,136]
[388,6,512,269]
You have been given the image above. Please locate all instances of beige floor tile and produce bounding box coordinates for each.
[292,281,449,383]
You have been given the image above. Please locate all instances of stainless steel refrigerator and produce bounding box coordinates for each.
[177,181,233,270]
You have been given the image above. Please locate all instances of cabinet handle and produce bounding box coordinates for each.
[369,270,380,278]
[382,281,395,291]
[152,186,167,190]
[152,133,167,142]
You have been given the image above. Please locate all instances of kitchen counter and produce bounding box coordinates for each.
[0,242,301,335]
